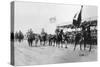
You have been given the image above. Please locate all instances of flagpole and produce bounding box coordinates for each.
[73,5,83,34]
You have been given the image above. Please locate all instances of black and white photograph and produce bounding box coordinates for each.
[11,1,97,66]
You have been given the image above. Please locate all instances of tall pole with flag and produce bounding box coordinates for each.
[73,5,83,28]
[73,5,83,33]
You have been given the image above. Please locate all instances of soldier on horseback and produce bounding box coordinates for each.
[40,28,47,46]
[26,29,35,47]
[15,30,24,42]
[55,28,65,48]
[86,25,92,51]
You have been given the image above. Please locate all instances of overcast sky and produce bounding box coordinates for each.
[14,1,97,34]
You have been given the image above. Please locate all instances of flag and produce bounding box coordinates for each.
[73,5,83,27]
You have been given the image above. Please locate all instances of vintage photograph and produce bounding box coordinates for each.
[11,1,97,66]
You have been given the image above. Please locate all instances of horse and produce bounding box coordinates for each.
[74,26,92,51]
[74,32,83,50]
[55,29,65,48]
[27,34,35,47]
[26,30,35,47]
[15,31,24,42]
[39,32,47,46]
[62,33,70,48]
[48,34,57,46]
[34,34,40,47]
[48,34,53,46]
[84,26,92,51]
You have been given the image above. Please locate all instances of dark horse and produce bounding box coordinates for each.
[74,32,83,50]
[48,34,57,46]
[27,30,35,47]
[63,33,69,48]
[34,34,40,46]
[55,29,65,48]
[84,26,92,51]
[15,31,24,42]
[39,32,47,46]
[74,26,92,51]
[48,34,53,46]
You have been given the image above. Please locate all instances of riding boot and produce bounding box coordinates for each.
[74,42,77,51]
[84,42,86,50]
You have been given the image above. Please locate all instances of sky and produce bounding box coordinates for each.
[14,1,97,34]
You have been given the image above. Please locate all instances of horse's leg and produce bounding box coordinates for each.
[58,41,60,48]
[49,40,50,46]
[65,40,67,48]
[36,39,38,47]
[56,41,58,47]
[55,40,56,46]
[35,40,37,47]
[42,41,44,46]
[52,41,54,46]
[50,40,52,46]
[89,40,92,52]
[28,40,30,46]
[61,41,63,48]
[80,40,82,50]
[49,40,52,46]
[80,43,82,50]
[51,40,52,46]
[43,41,45,46]
[31,39,34,47]
[89,44,92,52]
[44,41,45,46]
[56,40,59,47]
[59,41,61,48]
[74,41,77,51]
[40,40,42,46]
[58,41,61,48]
[28,42,30,46]
[29,41,31,46]
[30,41,32,47]
[29,42,31,46]
[84,40,86,50]
[53,40,55,47]
[60,41,62,48]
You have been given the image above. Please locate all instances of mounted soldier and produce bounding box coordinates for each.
[26,29,35,47]
[39,28,47,46]
[86,25,92,51]
[55,28,65,47]
[15,30,24,42]
[55,28,60,47]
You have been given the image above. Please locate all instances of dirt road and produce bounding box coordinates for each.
[14,40,97,66]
